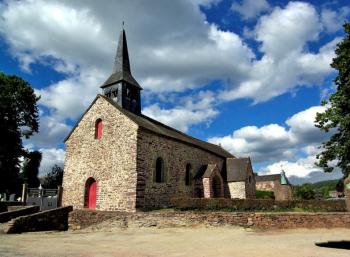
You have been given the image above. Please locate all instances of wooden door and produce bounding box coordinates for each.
[88,181,96,209]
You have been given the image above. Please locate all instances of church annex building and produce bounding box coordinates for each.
[62,30,256,212]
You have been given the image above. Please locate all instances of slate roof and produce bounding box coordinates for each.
[226,157,251,182]
[255,174,281,182]
[101,29,142,89]
[255,173,291,185]
[65,95,234,159]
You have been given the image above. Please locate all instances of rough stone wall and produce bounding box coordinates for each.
[256,181,276,191]
[63,96,139,212]
[228,182,246,199]
[0,206,39,223]
[136,129,225,208]
[274,184,293,200]
[6,206,73,234]
[69,209,350,231]
[171,198,346,212]
[245,167,256,199]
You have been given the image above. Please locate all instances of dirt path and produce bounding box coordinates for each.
[0,227,349,257]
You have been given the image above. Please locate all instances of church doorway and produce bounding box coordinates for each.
[84,177,97,209]
[212,175,223,198]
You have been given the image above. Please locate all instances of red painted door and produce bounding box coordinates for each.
[88,181,96,209]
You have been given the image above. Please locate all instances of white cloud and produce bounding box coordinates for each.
[256,2,321,60]
[143,91,219,132]
[321,7,350,33]
[231,0,271,20]
[24,115,71,148]
[208,105,332,178]
[220,2,336,103]
[39,148,65,176]
[258,157,342,184]
[0,0,343,175]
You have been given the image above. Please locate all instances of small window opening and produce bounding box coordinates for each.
[155,157,165,183]
[95,119,102,139]
[185,163,192,186]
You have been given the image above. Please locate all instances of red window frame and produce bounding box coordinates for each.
[95,119,102,139]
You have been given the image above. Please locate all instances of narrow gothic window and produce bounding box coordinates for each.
[155,157,164,183]
[95,119,102,139]
[185,163,192,186]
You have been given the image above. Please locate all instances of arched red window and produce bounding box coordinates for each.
[95,119,102,139]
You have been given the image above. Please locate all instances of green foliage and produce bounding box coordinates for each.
[0,72,40,194]
[293,180,340,199]
[41,165,64,189]
[255,190,275,199]
[315,22,350,178]
[21,151,42,188]
[293,184,316,200]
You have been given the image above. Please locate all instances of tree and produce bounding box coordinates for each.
[315,22,350,178]
[21,151,42,188]
[0,72,40,194]
[41,165,64,189]
[293,184,316,200]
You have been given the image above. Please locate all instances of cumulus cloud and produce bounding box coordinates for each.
[220,2,336,103]
[39,148,65,176]
[25,115,71,148]
[143,91,219,132]
[208,105,334,180]
[321,7,350,33]
[231,0,271,20]
[258,157,342,185]
[0,0,344,182]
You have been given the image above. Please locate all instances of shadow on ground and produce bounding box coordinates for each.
[315,241,350,250]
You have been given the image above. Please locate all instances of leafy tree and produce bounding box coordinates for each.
[42,165,64,189]
[0,72,39,194]
[21,151,42,188]
[315,22,350,178]
[293,184,316,200]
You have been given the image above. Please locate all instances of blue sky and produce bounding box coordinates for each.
[0,0,348,183]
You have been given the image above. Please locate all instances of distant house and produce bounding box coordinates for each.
[328,190,344,198]
[255,171,293,200]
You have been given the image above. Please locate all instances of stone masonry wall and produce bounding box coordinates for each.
[228,182,246,199]
[245,167,256,199]
[6,206,73,234]
[274,184,293,200]
[256,181,276,191]
[136,129,226,209]
[69,209,350,230]
[63,96,139,212]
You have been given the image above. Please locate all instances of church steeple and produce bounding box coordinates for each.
[101,28,142,115]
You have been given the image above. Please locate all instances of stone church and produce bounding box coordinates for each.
[62,29,256,212]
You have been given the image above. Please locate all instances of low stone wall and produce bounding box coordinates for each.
[69,209,350,230]
[170,198,346,212]
[0,206,39,223]
[68,209,127,230]
[0,202,24,213]
[6,206,73,234]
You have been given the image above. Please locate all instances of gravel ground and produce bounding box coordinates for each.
[0,227,349,257]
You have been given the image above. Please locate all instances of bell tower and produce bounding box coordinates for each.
[101,29,142,114]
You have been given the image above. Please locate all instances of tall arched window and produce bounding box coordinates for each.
[95,119,102,139]
[185,163,192,186]
[155,157,165,183]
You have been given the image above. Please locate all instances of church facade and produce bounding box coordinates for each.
[62,30,256,212]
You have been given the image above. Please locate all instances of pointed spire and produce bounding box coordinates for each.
[113,29,131,74]
[101,28,142,89]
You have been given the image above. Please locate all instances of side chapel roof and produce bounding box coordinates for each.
[226,157,252,182]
